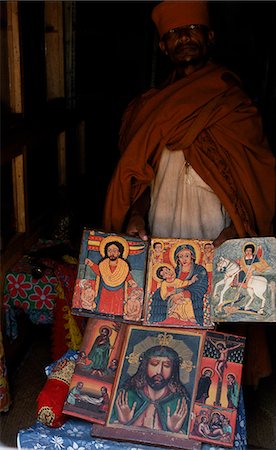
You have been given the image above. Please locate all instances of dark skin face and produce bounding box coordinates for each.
[159,24,215,78]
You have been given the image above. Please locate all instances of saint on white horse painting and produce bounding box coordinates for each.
[211,237,276,322]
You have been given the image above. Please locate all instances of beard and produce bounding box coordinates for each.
[146,374,170,391]
[175,53,209,69]
[173,43,209,68]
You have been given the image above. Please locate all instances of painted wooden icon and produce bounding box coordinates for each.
[93,324,204,449]
[92,325,245,448]
[143,238,214,328]
[190,330,245,447]
[71,229,148,321]
[211,237,276,322]
[63,318,126,424]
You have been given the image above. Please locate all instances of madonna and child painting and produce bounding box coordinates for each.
[144,238,214,328]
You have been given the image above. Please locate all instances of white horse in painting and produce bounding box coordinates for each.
[213,256,268,314]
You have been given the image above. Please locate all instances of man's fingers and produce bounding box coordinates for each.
[138,230,148,241]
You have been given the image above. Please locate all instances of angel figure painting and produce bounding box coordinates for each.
[143,238,214,328]
[72,229,147,321]
[211,237,276,322]
[190,331,245,447]
[95,325,204,449]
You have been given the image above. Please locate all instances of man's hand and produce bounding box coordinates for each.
[85,258,93,267]
[126,213,148,241]
[166,397,188,432]
[125,187,150,241]
[116,390,137,424]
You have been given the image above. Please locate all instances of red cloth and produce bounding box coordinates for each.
[37,358,76,428]
[103,62,275,239]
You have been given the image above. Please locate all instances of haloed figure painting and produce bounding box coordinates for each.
[144,238,214,328]
[72,229,148,322]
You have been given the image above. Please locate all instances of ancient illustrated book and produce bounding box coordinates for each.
[63,317,126,424]
[211,237,276,322]
[92,325,245,448]
[143,238,214,328]
[71,229,148,322]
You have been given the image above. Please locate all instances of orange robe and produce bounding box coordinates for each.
[103,62,274,238]
[103,62,275,387]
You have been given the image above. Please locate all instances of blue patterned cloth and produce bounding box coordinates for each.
[17,391,247,450]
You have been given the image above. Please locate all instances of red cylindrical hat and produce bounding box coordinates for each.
[152,1,210,38]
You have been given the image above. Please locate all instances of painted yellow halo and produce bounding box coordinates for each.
[99,235,129,259]
[152,240,165,251]
[201,367,214,377]
[169,240,201,266]
[99,325,112,337]
[213,340,226,348]
[152,262,175,283]
[226,372,236,379]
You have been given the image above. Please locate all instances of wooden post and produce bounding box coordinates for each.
[44,1,65,99]
[12,151,27,233]
[64,1,76,109]
[7,1,22,113]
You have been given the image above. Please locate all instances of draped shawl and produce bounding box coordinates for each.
[103,62,275,237]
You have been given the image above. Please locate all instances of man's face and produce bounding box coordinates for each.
[146,355,173,390]
[160,266,175,280]
[159,24,214,69]
[227,375,235,384]
[130,288,142,301]
[204,370,212,378]
[107,244,121,260]
[154,243,163,254]
[204,244,213,255]
[101,328,109,336]
[245,248,253,257]
[82,286,94,301]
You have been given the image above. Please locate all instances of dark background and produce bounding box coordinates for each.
[72,1,276,229]
[71,1,276,230]
[3,1,276,241]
